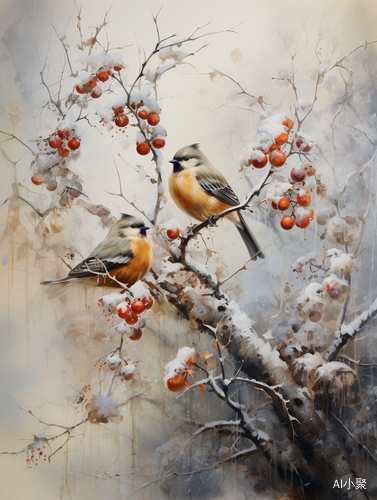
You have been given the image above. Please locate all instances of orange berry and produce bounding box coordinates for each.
[31,175,42,186]
[282,118,294,129]
[186,356,196,367]
[166,228,180,240]
[136,142,150,155]
[76,85,85,94]
[167,373,185,392]
[67,138,80,150]
[269,149,286,167]
[118,305,130,319]
[141,296,153,310]
[280,216,295,230]
[295,214,310,229]
[269,143,278,152]
[250,153,268,169]
[97,71,110,82]
[275,133,288,146]
[152,138,165,149]
[138,110,149,120]
[147,112,160,126]
[113,66,123,72]
[278,197,290,211]
[86,78,97,89]
[290,166,306,182]
[297,192,311,207]
[58,147,70,158]
[115,114,129,127]
[91,87,102,99]
[49,136,62,149]
[131,300,145,315]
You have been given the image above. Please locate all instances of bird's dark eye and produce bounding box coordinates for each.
[130,223,137,228]
[183,156,190,161]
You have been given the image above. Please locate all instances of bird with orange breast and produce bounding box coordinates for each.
[169,144,264,260]
[41,214,153,287]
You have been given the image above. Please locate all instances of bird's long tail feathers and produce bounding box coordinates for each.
[236,213,265,261]
[40,277,77,286]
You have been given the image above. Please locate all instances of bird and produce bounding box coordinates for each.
[169,144,264,260]
[41,214,153,287]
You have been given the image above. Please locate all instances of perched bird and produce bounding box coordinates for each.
[41,214,153,287]
[169,144,264,260]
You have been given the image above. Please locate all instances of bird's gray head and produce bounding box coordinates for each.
[114,214,150,237]
[169,144,209,173]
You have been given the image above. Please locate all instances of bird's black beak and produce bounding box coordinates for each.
[169,159,183,173]
[140,226,149,237]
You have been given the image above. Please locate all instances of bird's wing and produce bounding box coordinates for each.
[196,167,240,207]
[68,251,133,279]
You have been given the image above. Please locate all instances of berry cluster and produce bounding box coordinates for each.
[117,296,153,340]
[270,161,316,231]
[75,64,123,98]
[248,117,293,170]
[31,129,82,194]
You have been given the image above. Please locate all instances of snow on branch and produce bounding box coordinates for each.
[326,295,377,360]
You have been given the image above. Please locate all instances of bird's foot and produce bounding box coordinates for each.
[207,214,219,227]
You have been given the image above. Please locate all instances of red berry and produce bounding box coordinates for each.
[125,310,138,325]
[290,166,306,182]
[138,110,149,120]
[49,136,62,149]
[31,175,43,186]
[250,153,268,169]
[57,130,64,139]
[186,356,196,367]
[131,300,146,315]
[296,140,311,152]
[58,147,70,158]
[295,214,310,229]
[113,66,123,72]
[64,130,70,138]
[130,328,142,341]
[91,87,102,99]
[280,216,295,230]
[275,133,288,146]
[278,197,290,211]
[115,114,129,127]
[297,192,311,207]
[152,138,165,149]
[136,142,150,155]
[76,85,85,94]
[269,143,278,152]
[112,106,124,116]
[271,201,278,210]
[118,305,130,319]
[86,79,97,89]
[282,118,294,129]
[167,228,180,240]
[97,71,110,82]
[269,149,286,167]
[147,112,160,126]
[68,138,80,150]
[167,373,185,392]
[141,296,153,310]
